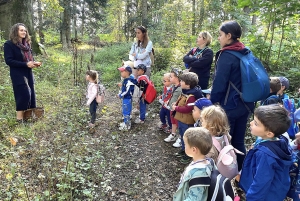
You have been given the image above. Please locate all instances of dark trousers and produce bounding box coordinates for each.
[89,99,98,124]
[227,109,250,170]
[159,107,172,129]
[178,121,193,150]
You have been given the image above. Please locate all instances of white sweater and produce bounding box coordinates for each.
[86,82,97,106]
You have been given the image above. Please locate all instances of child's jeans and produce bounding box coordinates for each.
[159,107,172,129]
[122,98,132,126]
[178,121,193,150]
[89,99,98,124]
[139,99,147,121]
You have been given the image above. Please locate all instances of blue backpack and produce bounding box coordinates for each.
[283,98,299,139]
[226,48,270,103]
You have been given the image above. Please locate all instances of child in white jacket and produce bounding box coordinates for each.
[86,70,99,128]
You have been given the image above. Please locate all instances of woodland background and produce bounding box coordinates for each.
[0,0,300,200]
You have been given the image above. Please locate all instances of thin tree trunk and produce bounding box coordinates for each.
[142,0,147,26]
[192,0,195,35]
[37,0,44,44]
[277,16,286,62]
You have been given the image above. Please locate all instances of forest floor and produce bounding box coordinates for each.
[90,90,186,200]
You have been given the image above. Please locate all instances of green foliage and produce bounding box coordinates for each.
[153,48,173,72]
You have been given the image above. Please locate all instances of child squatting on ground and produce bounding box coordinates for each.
[157,73,172,133]
[173,127,213,201]
[239,104,293,201]
[164,68,182,144]
[117,66,136,131]
[86,70,99,128]
[172,72,203,164]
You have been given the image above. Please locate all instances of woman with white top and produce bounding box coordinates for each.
[129,26,153,78]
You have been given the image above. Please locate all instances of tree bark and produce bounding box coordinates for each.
[141,0,147,26]
[0,0,41,54]
[37,0,45,44]
[60,0,72,49]
[192,0,195,35]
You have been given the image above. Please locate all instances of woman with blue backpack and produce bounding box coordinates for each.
[210,20,255,170]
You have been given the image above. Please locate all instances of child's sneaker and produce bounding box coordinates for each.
[158,124,168,131]
[174,149,185,158]
[89,123,95,128]
[119,122,131,131]
[172,138,181,148]
[180,154,192,164]
[164,133,177,142]
[134,118,145,124]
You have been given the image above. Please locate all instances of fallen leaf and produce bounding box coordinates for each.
[9,137,18,146]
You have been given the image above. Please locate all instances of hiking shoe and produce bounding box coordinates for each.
[172,138,181,148]
[89,123,95,128]
[174,149,185,158]
[164,133,177,142]
[134,118,145,124]
[158,124,168,131]
[119,122,131,131]
[180,154,192,164]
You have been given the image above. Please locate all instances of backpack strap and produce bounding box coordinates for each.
[189,176,211,188]
[212,137,222,153]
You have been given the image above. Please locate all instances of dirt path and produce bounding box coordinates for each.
[93,90,185,200]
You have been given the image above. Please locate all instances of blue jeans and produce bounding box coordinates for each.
[159,107,172,129]
[139,99,147,121]
[122,98,132,126]
[178,121,193,150]
[89,99,98,124]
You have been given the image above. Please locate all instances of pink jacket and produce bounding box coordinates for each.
[86,82,97,106]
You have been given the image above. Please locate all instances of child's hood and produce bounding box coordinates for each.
[256,136,292,163]
[182,86,203,100]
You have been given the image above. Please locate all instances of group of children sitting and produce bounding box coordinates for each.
[87,64,300,200]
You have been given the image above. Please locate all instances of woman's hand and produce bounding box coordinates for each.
[132,53,136,57]
[27,61,36,68]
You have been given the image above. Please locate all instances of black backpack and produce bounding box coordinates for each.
[188,159,235,201]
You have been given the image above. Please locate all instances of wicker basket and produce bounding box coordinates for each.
[23,107,44,121]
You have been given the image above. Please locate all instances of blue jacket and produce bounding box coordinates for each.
[211,49,254,114]
[240,137,293,201]
[4,40,34,86]
[118,77,136,99]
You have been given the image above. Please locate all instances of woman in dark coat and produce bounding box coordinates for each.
[4,23,41,122]
[210,21,255,170]
[183,31,214,90]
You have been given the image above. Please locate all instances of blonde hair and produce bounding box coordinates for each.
[201,105,230,136]
[199,31,212,46]
[86,70,98,84]
[184,127,212,155]
[164,73,171,81]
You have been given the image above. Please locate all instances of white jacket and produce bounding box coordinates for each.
[86,82,97,106]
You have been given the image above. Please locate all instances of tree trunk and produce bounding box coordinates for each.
[37,0,45,44]
[198,0,205,31]
[60,0,72,49]
[192,0,195,35]
[141,0,147,26]
[0,0,41,54]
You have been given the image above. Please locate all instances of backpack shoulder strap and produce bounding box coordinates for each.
[212,137,222,153]
[189,176,210,188]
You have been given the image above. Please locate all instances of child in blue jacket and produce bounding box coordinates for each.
[240,104,293,201]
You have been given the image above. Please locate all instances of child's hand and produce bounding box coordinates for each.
[171,104,176,111]
[158,99,164,105]
[117,95,120,99]
[295,132,300,145]
[117,82,122,87]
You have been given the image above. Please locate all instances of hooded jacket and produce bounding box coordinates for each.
[118,76,137,99]
[174,87,203,124]
[239,136,293,201]
[210,42,254,113]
